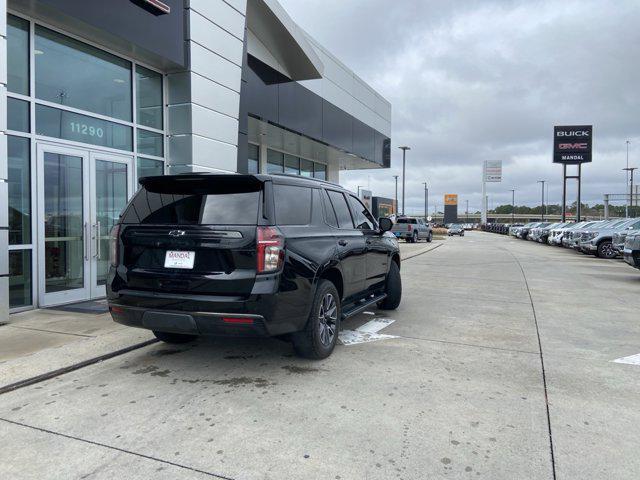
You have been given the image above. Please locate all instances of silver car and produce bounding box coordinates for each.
[578,218,640,258]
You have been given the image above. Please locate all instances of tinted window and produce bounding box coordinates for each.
[121,181,261,225]
[322,189,338,228]
[274,185,311,225]
[267,149,283,173]
[327,190,353,229]
[348,195,375,231]
[397,218,417,224]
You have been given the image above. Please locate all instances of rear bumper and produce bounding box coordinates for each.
[109,303,270,337]
[108,289,303,337]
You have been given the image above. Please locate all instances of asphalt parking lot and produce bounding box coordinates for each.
[2,232,640,479]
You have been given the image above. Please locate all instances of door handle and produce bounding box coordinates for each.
[95,222,101,259]
[338,239,348,246]
[84,222,89,261]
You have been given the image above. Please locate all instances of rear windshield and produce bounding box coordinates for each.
[397,218,417,224]
[120,176,261,225]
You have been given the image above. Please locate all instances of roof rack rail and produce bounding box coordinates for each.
[271,173,341,188]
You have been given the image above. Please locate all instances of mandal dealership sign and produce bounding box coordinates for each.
[553,125,592,164]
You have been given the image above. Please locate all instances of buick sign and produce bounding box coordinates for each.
[553,125,592,164]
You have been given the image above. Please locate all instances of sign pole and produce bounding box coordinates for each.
[577,164,582,222]
[561,164,567,222]
[481,162,487,224]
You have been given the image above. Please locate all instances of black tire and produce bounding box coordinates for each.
[153,330,198,344]
[461,232,464,237]
[427,232,433,243]
[291,280,340,360]
[378,260,402,310]
[411,231,418,243]
[597,240,616,259]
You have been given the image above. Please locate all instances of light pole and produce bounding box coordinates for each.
[398,146,410,215]
[510,189,515,224]
[422,182,428,221]
[626,141,630,217]
[393,175,399,215]
[357,185,365,198]
[623,167,638,216]
[465,199,469,222]
[537,180,546,220]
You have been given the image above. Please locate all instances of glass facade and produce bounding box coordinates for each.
[248,144,260,174]
[5,13,166,311]
[35,25,133,121]
[8,136,31,245]
[9,251,32,309]
[136,66,163,129]
[7,97,30,132]
[266,149,327,180]
[137,157,164,182]
[7,15,29,95]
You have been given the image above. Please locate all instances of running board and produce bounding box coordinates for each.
[342,294,387,320]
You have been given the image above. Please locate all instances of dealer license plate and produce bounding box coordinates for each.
[164,251,195,269]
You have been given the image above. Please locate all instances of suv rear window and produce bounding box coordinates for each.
[397,218,417,224]
[274,185,312,225]
[121,176,261,225]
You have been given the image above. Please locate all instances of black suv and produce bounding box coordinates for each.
[107,174,401,359]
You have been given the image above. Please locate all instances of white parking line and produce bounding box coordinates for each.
[339,318,398,345]
[612,353,640,366]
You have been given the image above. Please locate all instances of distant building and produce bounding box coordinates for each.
[372,196,396,220]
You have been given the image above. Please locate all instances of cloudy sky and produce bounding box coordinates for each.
[279,0,640,214]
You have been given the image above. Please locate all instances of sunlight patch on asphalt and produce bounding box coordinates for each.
[339,318,398,345]
[612,353,640,366]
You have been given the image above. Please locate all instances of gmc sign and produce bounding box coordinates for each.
[553,125,592,164]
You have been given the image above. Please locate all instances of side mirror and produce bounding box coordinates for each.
[379,217,393,233]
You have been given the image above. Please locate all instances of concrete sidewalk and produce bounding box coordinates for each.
[0,309,154,389]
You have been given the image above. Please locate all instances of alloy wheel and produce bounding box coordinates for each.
[601,242,615,258]
[318,293,338,346]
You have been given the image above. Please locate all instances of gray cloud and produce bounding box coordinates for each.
[279,0,640,214]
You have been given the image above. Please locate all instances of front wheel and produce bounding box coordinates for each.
[597,240,616,259]
[411,232,418,243]
[427,232,433,242]
[292,280,340,359]
[378,260,402,310]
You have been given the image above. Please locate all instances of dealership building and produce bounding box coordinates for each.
[0,0,392,317]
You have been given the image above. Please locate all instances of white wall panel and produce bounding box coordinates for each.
[0,37,6,86]
[168,103,238,145]
[190,10,244,66]
[189,41,242,93]
[222,0,246,15]
[188,0,246,40]
[168,135,237,172]
[0,0,5,37]
[190,73,241,118]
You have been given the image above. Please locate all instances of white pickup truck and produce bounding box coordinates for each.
[391,217,433,243]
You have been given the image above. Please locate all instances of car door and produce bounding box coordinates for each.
[324,190,367,299]
[347,194,389,291]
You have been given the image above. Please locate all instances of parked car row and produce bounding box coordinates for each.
[481,223,521,235]
[498,219,640,270]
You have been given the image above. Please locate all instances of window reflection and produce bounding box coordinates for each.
[8,136,31,245]
[35,26,132,121]
[136,65,163,129]
[7,15,29,95]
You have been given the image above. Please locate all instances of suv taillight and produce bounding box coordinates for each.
[109,224,121,267]
[257,226,284,274]
[407,224,413,231]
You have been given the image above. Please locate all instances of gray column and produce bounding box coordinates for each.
[0,0,8,321]
[166,0,247,174]
[603,194,609,220]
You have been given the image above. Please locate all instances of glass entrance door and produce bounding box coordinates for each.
[37,143,133,307]
[90,152,132,298]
